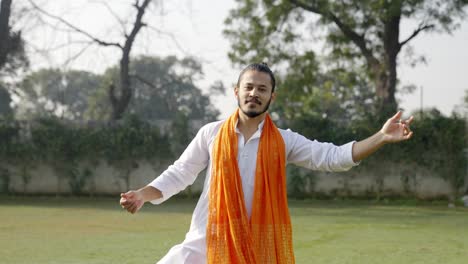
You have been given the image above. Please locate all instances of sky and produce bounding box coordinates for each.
[22,0,468,119]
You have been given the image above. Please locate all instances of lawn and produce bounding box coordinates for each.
[1,196,467,264]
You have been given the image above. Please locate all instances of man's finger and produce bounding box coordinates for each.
[130,204,139,214]
[120,196,134,204]
[121,199,133,207]
[390,111,402,121]
[405,116,414,125]
[127,203,136,213]
[127,203,138,214]
[404,125,412,133]
[404,131,413,140]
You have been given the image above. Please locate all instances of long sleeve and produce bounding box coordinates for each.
[281,129,359,172]
[153,122,360,264]
[148,125,210,204]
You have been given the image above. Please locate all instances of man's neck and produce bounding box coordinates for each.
[237,111,266,142]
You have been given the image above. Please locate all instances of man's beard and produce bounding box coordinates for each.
[238,97,272,118]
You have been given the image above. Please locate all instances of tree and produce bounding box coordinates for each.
[0,0,27,75]
[0,83,13,117]
[14,55,219,122]
[16,68,101,120]
[270,51,377,144]
[86,56,219,122]
[224,0,468,117]
[271,51,375,124]
[29,0,153,121]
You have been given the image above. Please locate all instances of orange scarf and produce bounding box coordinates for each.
[207,110,295,263]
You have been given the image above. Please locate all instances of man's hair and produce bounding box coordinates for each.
[236,62,276,93]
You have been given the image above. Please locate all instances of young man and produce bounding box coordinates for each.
[120,63,413,264]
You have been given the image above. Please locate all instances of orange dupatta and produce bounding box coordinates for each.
[207,110,295,264]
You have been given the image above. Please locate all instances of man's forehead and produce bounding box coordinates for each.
[239,71,272,87]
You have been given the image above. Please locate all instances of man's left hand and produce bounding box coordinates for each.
[380,111,414,143]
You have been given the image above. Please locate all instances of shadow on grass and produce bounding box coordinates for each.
[288,199,468,225]
[1,195,466,216]
[0,194,198,214]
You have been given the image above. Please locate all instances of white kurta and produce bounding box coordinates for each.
[148,119,358,264]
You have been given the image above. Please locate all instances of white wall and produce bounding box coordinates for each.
[1,160,464,200]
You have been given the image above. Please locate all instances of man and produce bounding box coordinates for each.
[120,63,413,263]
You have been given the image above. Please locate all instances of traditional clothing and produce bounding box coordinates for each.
[207,110,293,263]
[149,111,358,264]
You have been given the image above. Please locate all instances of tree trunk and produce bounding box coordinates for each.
[109,58,132,120]
[290,0,422,119]
[378,6,402,117]
[0,0,12,69]
[109,0,152,121]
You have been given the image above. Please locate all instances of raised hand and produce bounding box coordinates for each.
[380,111,414,143]
[120,190,144,214]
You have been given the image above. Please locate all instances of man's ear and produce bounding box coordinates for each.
[271,92,277,102]
[234,86,239,97]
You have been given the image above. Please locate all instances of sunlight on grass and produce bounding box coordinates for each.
[1,197,467,263]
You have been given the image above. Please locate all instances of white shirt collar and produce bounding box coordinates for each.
[234,118,266,133]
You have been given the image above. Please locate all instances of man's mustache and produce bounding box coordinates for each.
[246,97,261,105]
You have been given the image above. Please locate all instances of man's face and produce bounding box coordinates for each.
[235,70,275,118]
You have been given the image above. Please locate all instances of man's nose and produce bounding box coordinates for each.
[249,88,258,97]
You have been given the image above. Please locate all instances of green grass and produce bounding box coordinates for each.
[1,196,467,263]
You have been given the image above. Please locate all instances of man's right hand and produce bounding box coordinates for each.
[120,191,145,214]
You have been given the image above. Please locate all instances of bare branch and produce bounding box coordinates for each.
[92,0,128,36]
[146,25,189,55]
[131,74,156,89]
[61,42,94,67]
[123,0,152,52]
[27,0,123,49]
[399,23,435,48]
[38,19,85,34]
[26,43,55,65]
[131,74,177,91]
[30,39,94,53]
[290,0,380,67]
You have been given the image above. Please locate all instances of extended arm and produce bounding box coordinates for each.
[119,123,212,214]
[120,186,162,214]
[352,111,413,162]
